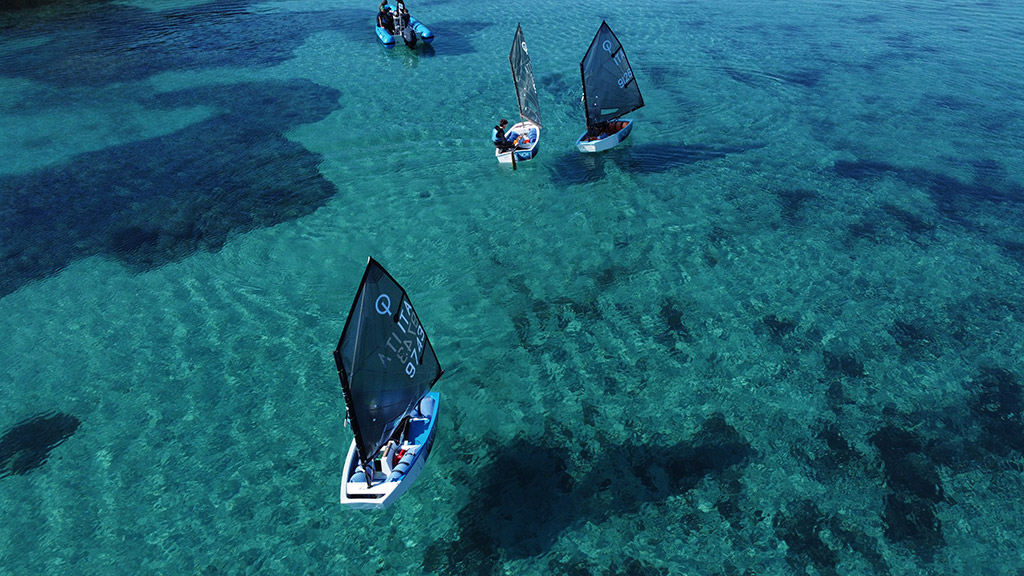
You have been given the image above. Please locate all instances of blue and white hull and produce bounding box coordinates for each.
[496,121,541,164]
[375,17,434,49]
[340,392,439,510]
[576,119,634,153]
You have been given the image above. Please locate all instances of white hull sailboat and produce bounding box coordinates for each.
[495,121,540,164]
[496,24,542,166]
[339,392,439,509]
[576,21,644,153]
[576,119,634,153]
[334,258,444,510]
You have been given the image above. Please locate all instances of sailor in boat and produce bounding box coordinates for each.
[378,441,401,472]
[583,121,610,142]
[348,395,434,486]
[492,118,523,152]
[377,1,395,34]
[350,435,402,485]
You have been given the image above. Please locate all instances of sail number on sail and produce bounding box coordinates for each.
[602,40,633,89]
[617,68,634,89]
[375,294,426,378]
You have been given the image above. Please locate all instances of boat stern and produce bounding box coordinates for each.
[410,18,434,44]
[339,392,440,510]
[576,119,633,153]
[495,122,541,164]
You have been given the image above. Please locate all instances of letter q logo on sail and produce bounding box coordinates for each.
[375,294,392,316]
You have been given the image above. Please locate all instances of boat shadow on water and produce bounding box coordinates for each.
[422,413,753,572]
[548,141,767,187]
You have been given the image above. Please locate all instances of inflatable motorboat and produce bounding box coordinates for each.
[375,1,434,49]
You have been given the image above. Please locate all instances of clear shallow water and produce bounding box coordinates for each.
[1,0,1023,574]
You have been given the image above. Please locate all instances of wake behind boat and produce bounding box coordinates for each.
[576,21,644,153]
[495,24,542,166]
[375,0,434,49]
[335,257,444,510]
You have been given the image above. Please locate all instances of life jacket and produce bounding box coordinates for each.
[492,126,503,143]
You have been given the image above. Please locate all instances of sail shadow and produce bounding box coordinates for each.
[548,152,609,186]
[549,141,764,186]
[612,142,765,174]
[422,440,572,571]
[0,411,81,479]
[422,413,753,572]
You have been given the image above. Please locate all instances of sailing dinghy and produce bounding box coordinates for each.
[335,257,443,510]
[576,21,645,153]
[496,24,542,165]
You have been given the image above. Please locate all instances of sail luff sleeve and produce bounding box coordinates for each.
[580,24,602,127]
[335,258,375,465]
[334,347,369,466]
[510,24,525,123]
[580,60,592,128]
[509,27,520,121]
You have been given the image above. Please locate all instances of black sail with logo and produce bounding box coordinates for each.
[580,21,644,128]
[334,258,443,465]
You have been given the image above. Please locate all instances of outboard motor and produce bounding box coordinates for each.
[402,25,417,48]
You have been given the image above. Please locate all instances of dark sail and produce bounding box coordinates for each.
[580,21,644,127]
[334,258,443,466]
[509,23,542,127]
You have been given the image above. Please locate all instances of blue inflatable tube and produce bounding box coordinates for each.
[410,18,434,44]
[375,25,396,49]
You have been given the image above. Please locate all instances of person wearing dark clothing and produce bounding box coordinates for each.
[377,2,394,33]
[492,118,521,152]
[585,121,610,141]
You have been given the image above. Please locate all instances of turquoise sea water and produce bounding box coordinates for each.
[2,0,1023,573]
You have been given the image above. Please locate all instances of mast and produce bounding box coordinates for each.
[580,57,593,129]
[334,346,374,487]
[334,260,375,466]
